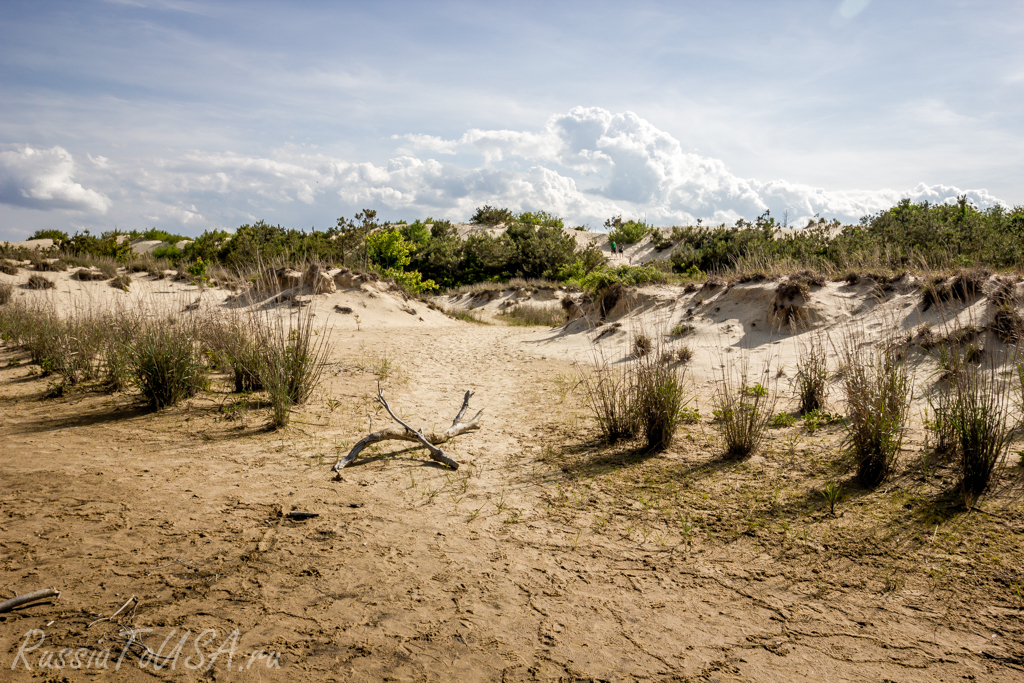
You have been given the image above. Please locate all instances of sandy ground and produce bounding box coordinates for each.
[0,266,1023,681]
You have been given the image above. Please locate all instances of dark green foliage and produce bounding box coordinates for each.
[605,216,649,245]
[471,205,516,225]
[29,230,69,245]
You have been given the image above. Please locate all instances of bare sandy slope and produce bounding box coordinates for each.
[0,268,1022,681]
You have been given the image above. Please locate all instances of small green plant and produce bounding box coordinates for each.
[671,324,693,337]
[741,383,768,398]
[802,408,842,433]
[821,482,842,516]
[679,406,701,424]
[769,412,797,428]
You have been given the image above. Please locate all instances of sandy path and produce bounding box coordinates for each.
[0,277,1019,680]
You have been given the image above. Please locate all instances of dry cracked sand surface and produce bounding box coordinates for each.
[0,268,1023,682]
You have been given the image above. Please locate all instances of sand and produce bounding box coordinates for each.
[0,265,1022,681]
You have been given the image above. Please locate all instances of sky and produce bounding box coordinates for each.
[0,0,1022,241]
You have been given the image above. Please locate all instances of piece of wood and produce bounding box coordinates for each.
[334,387,482,471]
[0,588,60,614]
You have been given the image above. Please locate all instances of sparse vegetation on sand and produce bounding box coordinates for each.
[497,304,566,327]
[712,361,777,460]
[841,330,912,487]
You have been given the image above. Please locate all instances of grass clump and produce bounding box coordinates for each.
[110,274,132,291]
[929,343,1017,499]
[27,274,55,290]
[206,316,265,393]
[713,362,777,459]
[0,261,18,276]
[633,350,689,452]
[841,335,912,487]
[578,356,638,444]
[0,282,12,305]
[498,304,566,327]
[631,333,653,357]
[129,319,208,410]
[795,332,829,414]
[255,307,332,428]
[446,308,491,325]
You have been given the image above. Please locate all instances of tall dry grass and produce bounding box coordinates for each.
[840,331,912,487]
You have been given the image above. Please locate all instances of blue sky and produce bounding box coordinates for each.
[1,0,1022,240]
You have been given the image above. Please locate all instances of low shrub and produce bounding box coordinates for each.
[27,274,55,290]
[0,282,12,305]
[0,261,18,276]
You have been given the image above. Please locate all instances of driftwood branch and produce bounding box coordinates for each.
[0,588,60,614]
[334,387,482,471]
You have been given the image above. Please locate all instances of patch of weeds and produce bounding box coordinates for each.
[802,408,843,433]
[0,282,12,305]
[446,308,491,325]
[498,304,566,327]
[679,406,701,424]
[769,412,797,428]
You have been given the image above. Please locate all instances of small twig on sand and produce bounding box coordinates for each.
[0,588,60,614]
[87,595,137,628]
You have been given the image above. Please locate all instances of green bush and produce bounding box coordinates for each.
[605,216,650,245]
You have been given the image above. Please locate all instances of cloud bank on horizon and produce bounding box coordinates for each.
[0,107,1008,240]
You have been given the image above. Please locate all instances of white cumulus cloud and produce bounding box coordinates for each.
[0,146,112,213]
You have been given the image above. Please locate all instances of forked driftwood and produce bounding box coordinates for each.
[334,386,482,471]
[0,588,60,614]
